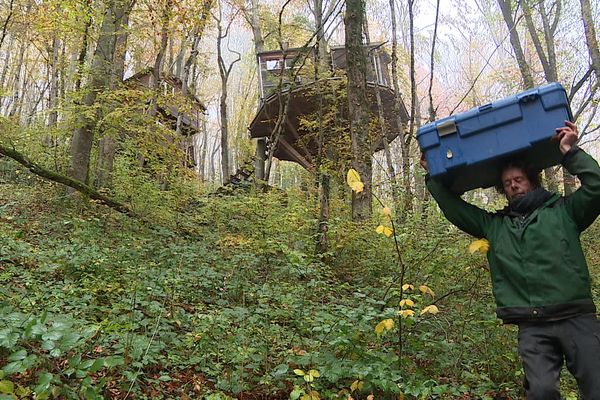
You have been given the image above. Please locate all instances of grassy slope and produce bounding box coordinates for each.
[1,175,598,400]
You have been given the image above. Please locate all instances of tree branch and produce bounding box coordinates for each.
[0,142,133,216]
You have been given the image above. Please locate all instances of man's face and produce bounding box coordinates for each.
[501,166,533,202]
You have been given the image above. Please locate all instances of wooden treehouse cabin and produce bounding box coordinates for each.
[126,69,206,167]
[249,43,409,179]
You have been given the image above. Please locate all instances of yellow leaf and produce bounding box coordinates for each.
[347,169,364,193]
[304,374,314,382]
[350,380,361,392]
[402,284,414,291]
[469,238,490,254]
[302,392,321,400]
[419,285,435,297]
[367,395,374,400]
[375,225,393,237]
[308,369,320,378]
[293,369,305,376]
[382,206,392,216]
[398,309,415,318]
[399,299,414,308]
[420,305,440,315]
[375,318,395,335]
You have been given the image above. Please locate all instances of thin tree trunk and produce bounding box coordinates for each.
[47,36,60,128]
[0,0,15,50]
[522,0,561,192]
[388,0,409,220]
[363,21,400,214]
[522,0,556,82]
[401,0,416,218]
[199,119,208,180]
[215,5,241,184]
[245,0,266,180]
[580,0,600,78]
[316,173,330,252]
[149,0,173,116]
[7,40,26,118]
[572,0,600,195]
[0,37,12,92]
[497,0,534,88]
[74,0,93,92]
[427,0,440,122]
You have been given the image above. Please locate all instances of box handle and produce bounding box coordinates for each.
[478,103,493,112]
[437,120,457,137]
[518,93,539,103]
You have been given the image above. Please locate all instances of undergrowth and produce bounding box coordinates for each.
[0,165,597,399]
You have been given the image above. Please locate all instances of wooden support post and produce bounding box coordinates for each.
[255,138,267,181]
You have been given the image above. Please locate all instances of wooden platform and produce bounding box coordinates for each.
[249,78,409,170]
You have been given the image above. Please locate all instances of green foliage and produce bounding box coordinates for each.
[1,169,597,398]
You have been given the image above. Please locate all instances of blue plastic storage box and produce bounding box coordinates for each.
[417,83,572,193]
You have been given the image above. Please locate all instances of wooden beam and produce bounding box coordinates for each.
[277,137,315,172]
[284,119,300,139]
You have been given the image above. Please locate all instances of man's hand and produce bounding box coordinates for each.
[554,120,579,155]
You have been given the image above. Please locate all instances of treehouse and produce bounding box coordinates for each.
[126,69,206,167]
[249,43,409,178]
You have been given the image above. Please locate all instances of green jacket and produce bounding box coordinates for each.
[427,148,600,323]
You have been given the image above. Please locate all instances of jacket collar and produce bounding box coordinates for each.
[496,188,560,217]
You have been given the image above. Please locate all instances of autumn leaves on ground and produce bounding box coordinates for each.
[1,168,597,399]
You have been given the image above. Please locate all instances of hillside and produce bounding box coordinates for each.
[1,169,598,400]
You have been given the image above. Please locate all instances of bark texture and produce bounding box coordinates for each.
[345,0,372,220]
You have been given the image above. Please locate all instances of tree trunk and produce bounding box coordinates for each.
[497,0,534,88]
[74,0,93,92]
[199,119,209,180]
[215,5,241,185]
[7,40,26,118]
[427,0,440,122]
[316,173,330,253]
[0,0,15,50]
[69,0,131,185]
[401,0,417,218]
[522,0,558,82]
[522,0,562,192]
[580,0,600,78]
[573,0,600,195]
[149,0,172,116]
[47,36,60,128]
[363,20,400,215]
[245,0,266,180]
[219,75,230,184]
[0,37,12,92]
[345,0,371,220]
[217,15,229,184]
[95,6,130,189]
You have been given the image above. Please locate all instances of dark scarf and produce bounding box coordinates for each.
[500,187,555,218]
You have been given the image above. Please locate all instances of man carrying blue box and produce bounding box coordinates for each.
[421,121,600,399]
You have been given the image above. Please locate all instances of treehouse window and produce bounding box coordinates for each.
[266,60,282,71]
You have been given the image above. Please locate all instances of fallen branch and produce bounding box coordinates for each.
[0,143,134,216]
